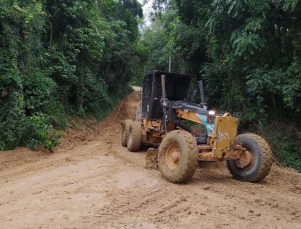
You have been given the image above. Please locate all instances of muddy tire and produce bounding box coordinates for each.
[121,119,132,147]
[127,121,142,152]
[227,133,272,183]
[158,130,198,183]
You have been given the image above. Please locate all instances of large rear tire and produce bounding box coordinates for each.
[121,119,132,147]
[227,133,272,183]
[127,121,142,152]
[158,130,199,183]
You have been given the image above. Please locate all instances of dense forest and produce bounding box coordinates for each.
[0,0,300,171]
[0,0,147,151]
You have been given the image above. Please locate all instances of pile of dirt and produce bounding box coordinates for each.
[145,148,159,170]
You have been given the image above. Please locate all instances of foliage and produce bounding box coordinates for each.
[268,133,301,173]
[0,0,145,151]
[22,113,62,152]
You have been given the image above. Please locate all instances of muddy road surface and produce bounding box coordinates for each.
[1,90,301,229]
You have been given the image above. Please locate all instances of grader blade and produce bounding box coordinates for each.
[145,148,159,170]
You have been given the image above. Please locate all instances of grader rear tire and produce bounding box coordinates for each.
[127,121,142,152]
[158,130,198,183]
[121,119,132,147]
[227,133,272,183]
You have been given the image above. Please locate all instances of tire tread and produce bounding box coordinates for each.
[127,121,142,152]
[121,119,132,147]
[159,130,198,183]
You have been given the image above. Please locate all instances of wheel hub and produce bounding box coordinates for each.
[165,144,181,170]
[171,151,181,164]
[235,148,255,170]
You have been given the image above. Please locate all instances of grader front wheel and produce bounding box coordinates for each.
[158,130,199,183]
[227,133,272,183]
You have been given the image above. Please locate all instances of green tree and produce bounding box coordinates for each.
[0,0,146,151]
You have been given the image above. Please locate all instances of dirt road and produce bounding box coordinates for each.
[1,91,301,229]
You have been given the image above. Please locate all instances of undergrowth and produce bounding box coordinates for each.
[252,116,301,173]
[265,131,301,173]
[21,113,62,152]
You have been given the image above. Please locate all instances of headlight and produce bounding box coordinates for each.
[208,110,216,123]
[209,110,216,116]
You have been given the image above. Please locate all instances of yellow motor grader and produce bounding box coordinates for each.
[121,70,272,183]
